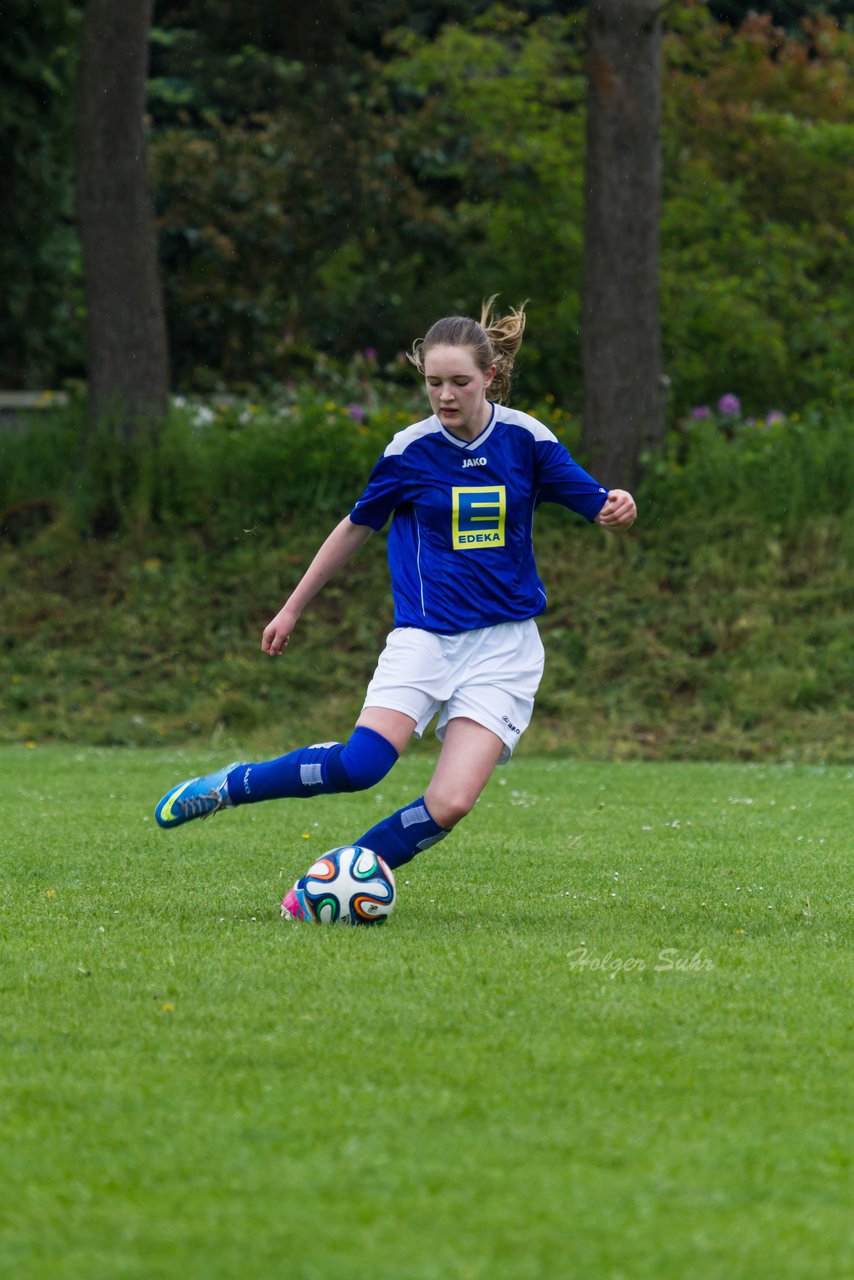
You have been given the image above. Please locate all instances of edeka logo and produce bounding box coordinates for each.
[451,485,506,550]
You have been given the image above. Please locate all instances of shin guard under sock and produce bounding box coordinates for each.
[227,726,398,805]
[355,796,449,870]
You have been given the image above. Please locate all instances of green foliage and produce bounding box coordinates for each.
[1,749,852,1278]
[0,0,83,388]
[144,2,854,419]
[379,6,589,393]
[0,374,576,544]
[149,392,411,536]
[148,25,306,124]
[147,4,589,394]
[150,92,436,388]
[709,0,851,28]
[1,390,851,760]
[4,2,853,424]
[661,9,854,414]
[644,405,854,537]
[0,397,83,512]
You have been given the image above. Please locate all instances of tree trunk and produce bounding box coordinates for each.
[581,0,664,489]
[76,0,169,440]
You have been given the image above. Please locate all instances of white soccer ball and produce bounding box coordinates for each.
[294,845,396,926]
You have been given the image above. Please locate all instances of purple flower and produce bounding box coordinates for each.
[691,405,711,419]
[717,393,741,416]
[362,347,378,362]
[348,403,366,422]
[766,410,785,425]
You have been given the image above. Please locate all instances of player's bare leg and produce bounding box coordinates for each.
[355,706,418,755]
[424,716,506,829]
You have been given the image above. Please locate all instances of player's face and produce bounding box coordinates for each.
[423,344,496,439]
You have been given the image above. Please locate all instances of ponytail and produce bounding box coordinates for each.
[479,295,527,404]
[409,296,528,404]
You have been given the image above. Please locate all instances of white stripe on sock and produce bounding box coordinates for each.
[401,804,430,829]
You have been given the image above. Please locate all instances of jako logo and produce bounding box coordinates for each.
[462,456,487,468]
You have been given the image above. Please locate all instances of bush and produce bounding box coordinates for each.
[0,373,590,542]
[2,373,851,554]
[641,402,854,539]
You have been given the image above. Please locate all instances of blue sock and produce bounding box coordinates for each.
[355,797,449,870]
[227,726,398,805]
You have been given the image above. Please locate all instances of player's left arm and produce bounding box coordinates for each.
[595,488,637,530]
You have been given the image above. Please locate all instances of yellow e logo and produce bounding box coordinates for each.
[451,486,506,550]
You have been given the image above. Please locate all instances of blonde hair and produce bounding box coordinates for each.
[408,296,528,404]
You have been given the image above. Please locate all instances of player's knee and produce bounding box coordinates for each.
[333,726,399,792]
[424,787,476,830]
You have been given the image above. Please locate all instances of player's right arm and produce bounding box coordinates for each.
[262,515,373,655]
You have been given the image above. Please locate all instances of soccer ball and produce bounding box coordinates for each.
[284,846,396,926]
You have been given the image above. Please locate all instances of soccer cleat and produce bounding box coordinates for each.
[281,883,312,922]
[154,762,243,829]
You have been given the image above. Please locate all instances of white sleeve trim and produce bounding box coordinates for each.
[384,417,444,457]
[494,405,559,444]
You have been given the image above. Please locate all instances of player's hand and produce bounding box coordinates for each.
[262,605,299,656]
[596,489,637,530]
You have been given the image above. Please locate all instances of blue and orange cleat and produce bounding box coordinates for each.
[154,762,243,829]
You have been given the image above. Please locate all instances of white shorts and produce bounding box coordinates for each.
[362,619,545,763]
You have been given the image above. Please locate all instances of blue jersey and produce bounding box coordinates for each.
[350,403,608,633]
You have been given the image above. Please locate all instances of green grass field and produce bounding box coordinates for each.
[1,745,851,1279]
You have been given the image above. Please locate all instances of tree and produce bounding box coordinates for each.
[581,0,665,486]
[76,0,169,438]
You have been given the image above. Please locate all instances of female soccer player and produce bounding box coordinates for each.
[154,300,637,918]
